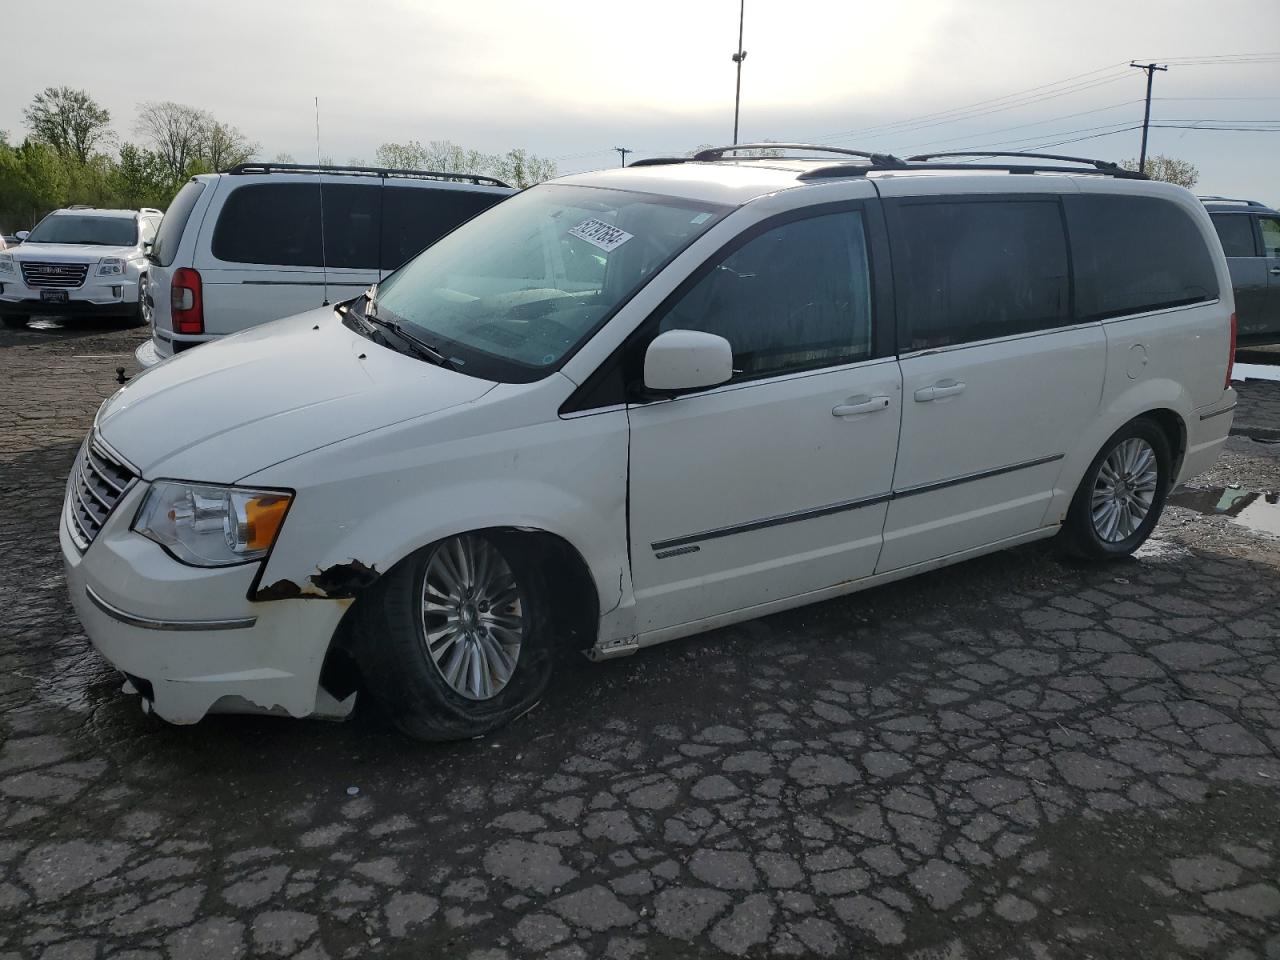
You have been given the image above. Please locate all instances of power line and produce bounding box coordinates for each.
[899,100,1142,152]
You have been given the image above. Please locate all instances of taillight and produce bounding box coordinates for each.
[171,267,203,335]
[1225,311,1237,389]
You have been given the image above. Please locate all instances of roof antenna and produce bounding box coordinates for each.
[315,96,330,307]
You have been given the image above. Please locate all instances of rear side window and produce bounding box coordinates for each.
[1066,195,1219,321]
[381,187,506,270]
[151,180,205,267]
[321,184,380,269]
[1210,213,1257,258]
[656,210,873,380]
[891,200,1071,350]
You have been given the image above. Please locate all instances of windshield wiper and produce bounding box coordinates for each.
[344,293,460,371]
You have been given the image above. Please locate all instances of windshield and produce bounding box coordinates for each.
[26,214,137,246]
[371,184,729,381]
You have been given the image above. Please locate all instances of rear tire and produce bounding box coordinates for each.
[125,275,150,328]
[356,533,554,741]
[1,314,28,329]
[1060,418,1171,560]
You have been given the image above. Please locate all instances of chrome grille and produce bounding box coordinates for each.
[66,435,136,550]
[21,261,89,288]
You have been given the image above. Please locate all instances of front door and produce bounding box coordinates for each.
[877,193,1104,571]
[627,205,902,636]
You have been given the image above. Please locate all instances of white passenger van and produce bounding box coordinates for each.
[63,146,1237,740]
[137,162,514,366]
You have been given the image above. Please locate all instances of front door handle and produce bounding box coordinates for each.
[832,395,891,417]
[914,380,966,402]
[1269,266,1280,275]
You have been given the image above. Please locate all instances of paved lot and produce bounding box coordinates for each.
[2,318,1280,960]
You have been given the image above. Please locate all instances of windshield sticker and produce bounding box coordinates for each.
[569,218,633,252]
[690,212,713,224]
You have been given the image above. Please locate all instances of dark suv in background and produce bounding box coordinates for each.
[1203,196,1280,344]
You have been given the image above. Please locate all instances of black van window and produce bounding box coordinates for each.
[892,200,1070,350]
[1066,195,1219,320]
[150,180,204,267]
[656,210,873,380]
[1210,213,1257,258]
[321,184,380,269]
[381,187,506,271]
[212,183,322,266]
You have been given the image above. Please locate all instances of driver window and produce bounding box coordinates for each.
[657,210,873,381]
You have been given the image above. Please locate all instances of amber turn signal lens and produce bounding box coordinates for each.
[246,496,290,551]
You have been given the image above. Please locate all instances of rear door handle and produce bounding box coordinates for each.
[1270,266,1280,275]
[914,380,966,402]
[832,395,891,417]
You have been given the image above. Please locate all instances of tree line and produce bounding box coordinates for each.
[0,87,559,232]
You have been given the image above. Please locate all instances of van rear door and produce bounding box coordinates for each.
[194,177,381,338]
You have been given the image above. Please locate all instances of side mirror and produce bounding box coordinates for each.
[15,231,29,241]
[143,239,154,251]
[643,329,733,393]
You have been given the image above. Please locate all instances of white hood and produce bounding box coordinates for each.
[96,307,496,482]
[15,243,138,262]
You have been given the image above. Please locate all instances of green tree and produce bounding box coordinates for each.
[135,101,207,182]
[1120,154,1199,189]
[22,87,113,163]
[198,120,258,171]
[112,144,174,209]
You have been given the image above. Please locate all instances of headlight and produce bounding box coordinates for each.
[133,481,293,567]
[97,257,125,276]
[0,254,13,274]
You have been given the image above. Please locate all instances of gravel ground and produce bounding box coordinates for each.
[2,317,1280,960]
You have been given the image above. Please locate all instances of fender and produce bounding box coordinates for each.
[1041,375,1192,526]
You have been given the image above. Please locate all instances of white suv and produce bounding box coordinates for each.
[62,146,1237,740]
[137,162,515,367]
[0,207,163,328]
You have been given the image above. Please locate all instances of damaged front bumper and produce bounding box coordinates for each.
[60,483,354,725]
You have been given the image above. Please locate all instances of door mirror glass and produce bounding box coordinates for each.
[143,239,154,251]
[15,231,29,241]
[643,329,733,392]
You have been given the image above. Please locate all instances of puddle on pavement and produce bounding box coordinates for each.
[1232,362,1280,383]
[1167,485,1280,537]
[27,317,67,331]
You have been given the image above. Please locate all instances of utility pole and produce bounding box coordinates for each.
[614,147,631,167]
[731,0,747,145]
[1130,61,1168,175]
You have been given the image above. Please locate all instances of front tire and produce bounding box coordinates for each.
[1060,418,1171,559]
[357,533,554,741]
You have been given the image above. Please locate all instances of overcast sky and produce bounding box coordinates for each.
[2,0,1278,200]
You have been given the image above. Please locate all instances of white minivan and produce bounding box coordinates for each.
[137,162,514,366]
[63,147,1237,740]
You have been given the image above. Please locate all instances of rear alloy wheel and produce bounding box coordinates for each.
[1061,418,1171,559]
[358,533,554,740]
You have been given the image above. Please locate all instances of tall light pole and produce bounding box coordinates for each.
[731,0,747,145]
[1130,61,1168,175]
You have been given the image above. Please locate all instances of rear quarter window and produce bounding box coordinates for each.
[212,182,323,267]
[1066,195,1219,321]
[151,180,206,267]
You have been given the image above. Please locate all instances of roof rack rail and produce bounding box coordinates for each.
[1197,195,1265,207]
[797,161,1148,181]
[139,207,164,215]
[223,161,510,188]
[627,156,690,167]
[906,150,1133,172]
[67,204,93,210]
[692,143,907,166]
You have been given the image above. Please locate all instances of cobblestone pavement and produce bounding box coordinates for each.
[3,319,1280,959]
[1232,376,1280,442]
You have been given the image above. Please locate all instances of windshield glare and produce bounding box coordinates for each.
[372,184,728,380]
[26,214,137,247]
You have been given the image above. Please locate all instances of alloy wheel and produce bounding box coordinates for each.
[419,535,525,700]
[1090,437,1159,543]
